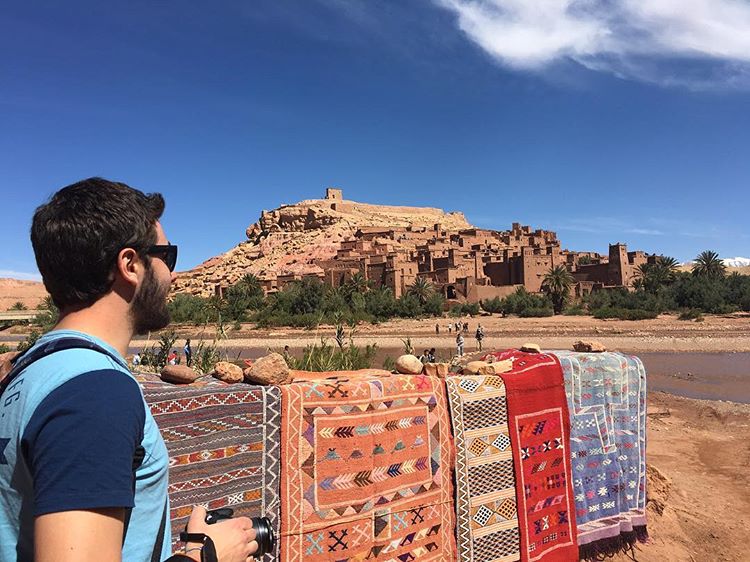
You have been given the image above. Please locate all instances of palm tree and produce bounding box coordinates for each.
[344,272,369,296]
[634,256,679,293]
[541,265,575,314]
[692,250,726,278]
[407,276,435,305]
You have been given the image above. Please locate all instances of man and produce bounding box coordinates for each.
[475,324,484,352]
[456,331,465,357]
[0,178,257,562]
[184,339,192,367]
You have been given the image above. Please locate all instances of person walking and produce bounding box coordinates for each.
[435,323,440,335]
[475,324,484,352]
[456,331,465,358]
[184,338,192,367]
[0,178,257,562]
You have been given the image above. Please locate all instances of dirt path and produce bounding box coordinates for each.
[616,393,750,562]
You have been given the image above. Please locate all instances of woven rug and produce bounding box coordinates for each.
[491,350,579,562]
[280,372,456,562]
[553,352,647,560]
[139,376,281,561]
[446,374,521,562]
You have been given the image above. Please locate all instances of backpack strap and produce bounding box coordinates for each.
[1,336,142,545]
[1,336,126,396]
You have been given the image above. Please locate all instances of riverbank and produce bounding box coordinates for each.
[615,392,750,562]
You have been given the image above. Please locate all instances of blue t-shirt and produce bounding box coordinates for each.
[0,330,171,561]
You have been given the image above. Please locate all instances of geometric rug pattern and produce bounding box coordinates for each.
[447,374,520,562]
[279,372,456,562]
[554,351,648,556]
[139,375,281,561]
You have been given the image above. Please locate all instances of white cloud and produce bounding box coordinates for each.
[0,270,42,281]
[435,0,750,86]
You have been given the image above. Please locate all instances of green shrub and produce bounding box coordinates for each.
[562,304,587,316]
[593,307,658,320]
[17,330,42,353]
[519,307,554,318]
[678,309,703,321]
[288,337,377,372]
[480,296,504,314]
[0,343,11,354]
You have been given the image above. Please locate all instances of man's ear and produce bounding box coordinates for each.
[115,248,142,289]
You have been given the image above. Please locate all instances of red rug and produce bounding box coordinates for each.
[494,351,579,562]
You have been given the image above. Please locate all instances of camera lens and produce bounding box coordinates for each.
[251,516,275,557]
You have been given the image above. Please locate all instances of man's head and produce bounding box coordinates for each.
[31,177,173,333]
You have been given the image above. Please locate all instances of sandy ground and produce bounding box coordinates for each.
[613,393,750,562]
[122,312,750,354]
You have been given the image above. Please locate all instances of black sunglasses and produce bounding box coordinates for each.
[145,244,178,272]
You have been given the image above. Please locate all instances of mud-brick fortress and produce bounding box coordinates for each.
[173,189,656,302]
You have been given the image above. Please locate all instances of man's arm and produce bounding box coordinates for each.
[35,508,125,562]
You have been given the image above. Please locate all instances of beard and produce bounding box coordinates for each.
[131,265,171,334]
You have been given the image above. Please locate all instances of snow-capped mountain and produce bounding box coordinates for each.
[722,257,750,267]
[681,257,750,267]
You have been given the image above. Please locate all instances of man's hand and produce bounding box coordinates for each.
[184,506,257,562]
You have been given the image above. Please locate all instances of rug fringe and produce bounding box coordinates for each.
[578,528,649,562]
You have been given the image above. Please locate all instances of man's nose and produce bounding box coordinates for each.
[170,272,177,283]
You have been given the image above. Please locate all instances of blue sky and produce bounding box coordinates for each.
[2,0,749,280]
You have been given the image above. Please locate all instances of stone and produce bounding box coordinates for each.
[520,343,541,353]
[243,352,291,385]
[463,359,514,376]
[423,362,450,378]
[160,364,200,384]
[573,339,606,352]
[211,361,243,383]
[395,354,424,375]
[0,351,19,382]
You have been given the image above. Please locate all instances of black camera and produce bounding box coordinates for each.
[205,508,276,557]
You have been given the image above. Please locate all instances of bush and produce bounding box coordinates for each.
[168,294,215,325]
[678,309,703,321]
[287,331,377,372]
[562,304,587,316]
[0,343,11,354]
[519,307,554,318]
[480,296,504,314]
[593,307,658,320]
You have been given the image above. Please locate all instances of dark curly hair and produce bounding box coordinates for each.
[31,177,165,308]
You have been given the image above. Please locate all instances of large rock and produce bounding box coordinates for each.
[463,359,514,376]
[0,351,19,381]
[423,362,450,378]
[211,361,243,383]
[520,343,541,353]
[243,353,291,385]
[160,364,200,384]
[573,340,606,352]
[395,354,424,375]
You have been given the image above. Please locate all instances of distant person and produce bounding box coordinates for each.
[428,348,436,363]
[184,338,192,367]
[447,323,452,334]
[435,323,440,335]
[132,352,141,367]
[167,349,177,365]
[283,345,292,363]
[475,325,484,351]
[463,321,469,334]
[419,349,430,364]
[455,321,462,333]
[456,332,465,357]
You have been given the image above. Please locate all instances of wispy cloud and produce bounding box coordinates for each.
[0,270,42,281]
[434,0,750,88]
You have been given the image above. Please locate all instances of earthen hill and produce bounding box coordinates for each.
[173,188,655,301]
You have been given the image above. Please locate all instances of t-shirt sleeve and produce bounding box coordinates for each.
[21,369,146,516]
